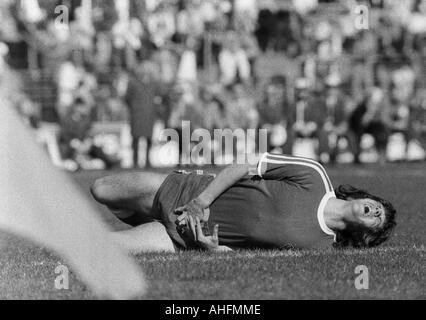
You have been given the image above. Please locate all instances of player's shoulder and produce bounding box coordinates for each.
[259,153,327,171]
[259,153,333,192]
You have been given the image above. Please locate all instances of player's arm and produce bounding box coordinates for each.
[174,158,259,217]
[197,161,258,208]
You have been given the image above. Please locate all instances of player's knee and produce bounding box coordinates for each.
[90,178,112,203]
[149,223,176,252]
[151,221,168,234]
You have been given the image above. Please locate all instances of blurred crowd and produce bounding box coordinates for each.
[1,0,426,169]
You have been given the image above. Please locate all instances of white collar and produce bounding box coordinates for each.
[317,192,337,241]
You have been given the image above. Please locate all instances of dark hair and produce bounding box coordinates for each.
[333,185,397,249]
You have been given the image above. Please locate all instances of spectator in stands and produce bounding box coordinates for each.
[293,81,328,161]
[388,96,412,157]
[219,83,259,160]
[175,0,205,42]
[176,37,199,84]
[57,57,82,119]
[225,83,258,131]
[376,17,409,61]
[0,42,22,108]
[322,82,352,164]
[96,84,129,122]
[392,62,416,105]
[168,82,204,130]
[219,31,251,86]
[410,88,426,152]
[59,97,92,158]
[167,82,204,164]
[125,61,161,168]
[348,88,390,164]
[234,13,259,78]
[412,34,426,89]
[70,5,95,66]
[0,42,42,131]
[147,3,176,48]
[154,45,179,85]
[17,98,41,129]
[59,97,118,170]
[199,85,228,164]
[74,64,98,110]
[257,75,292,153]
[200,84,227,132]
[351,30,377,102]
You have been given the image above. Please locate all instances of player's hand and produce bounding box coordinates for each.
[176,207,210,235]
[174,198,209,222]
[187,217,220,251]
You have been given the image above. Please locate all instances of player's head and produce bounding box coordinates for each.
[334,185,396,249]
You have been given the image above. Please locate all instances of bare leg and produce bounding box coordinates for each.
[110,222,176,253]
[91,172,168,224]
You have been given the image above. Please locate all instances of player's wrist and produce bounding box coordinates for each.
[194,196,210,209]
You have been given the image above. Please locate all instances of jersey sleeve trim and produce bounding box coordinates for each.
[257,152,268,178]
[317,192,337,240]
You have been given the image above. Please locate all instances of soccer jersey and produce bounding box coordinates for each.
[208,153,337,249]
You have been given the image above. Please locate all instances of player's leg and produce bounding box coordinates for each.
[367,121,389,163]
[347,129,362,164]
[110,221,176,253]
[91,171,168,224]
[317,128,331,163]
[132,136,140,168]
[408,124,426,151]
[419,131,426,151]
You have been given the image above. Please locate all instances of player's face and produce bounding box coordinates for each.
[350,199,386,230]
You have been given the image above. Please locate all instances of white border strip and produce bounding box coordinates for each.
[257,152,268,178]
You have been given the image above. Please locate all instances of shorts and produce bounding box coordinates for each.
[150,170,215,250]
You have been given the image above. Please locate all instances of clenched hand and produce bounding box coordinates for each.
[174,198,209,222]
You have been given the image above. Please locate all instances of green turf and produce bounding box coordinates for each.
[1,164,425,300]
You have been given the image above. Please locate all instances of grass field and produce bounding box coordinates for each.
[1,164,425,300]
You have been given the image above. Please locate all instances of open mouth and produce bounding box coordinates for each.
[364,205,372,215]
[364,204,381,217]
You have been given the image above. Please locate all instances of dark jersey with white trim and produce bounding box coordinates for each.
[208,153,337,249]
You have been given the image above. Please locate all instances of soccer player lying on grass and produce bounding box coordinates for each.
[91,153,396,253]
